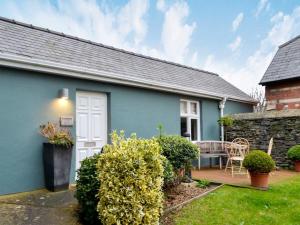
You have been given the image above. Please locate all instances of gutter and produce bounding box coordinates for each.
[0,53,256,104]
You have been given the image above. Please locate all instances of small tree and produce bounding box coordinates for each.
[250,86,266,112]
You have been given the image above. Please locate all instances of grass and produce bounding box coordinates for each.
[173,176,300,225]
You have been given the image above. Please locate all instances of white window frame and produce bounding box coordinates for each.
[180,99,201,142]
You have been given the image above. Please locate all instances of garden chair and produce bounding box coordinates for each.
[225,138,249,177]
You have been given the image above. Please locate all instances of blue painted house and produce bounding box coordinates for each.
[0,17,255,195]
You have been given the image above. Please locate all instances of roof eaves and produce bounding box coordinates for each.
[0,52,256,104]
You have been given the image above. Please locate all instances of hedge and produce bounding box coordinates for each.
[97,131,164,225]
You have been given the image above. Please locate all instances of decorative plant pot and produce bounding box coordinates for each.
[294,161,300,172]
[249,172,270,189]
[43,143,73,191]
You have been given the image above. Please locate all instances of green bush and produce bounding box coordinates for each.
[157,135,199,171]
[162,158,178,188]
[75,153,102,225]
[243,150,275,173]
[287,145,300,161]
[97,131,164,225]
[218,116,234,127]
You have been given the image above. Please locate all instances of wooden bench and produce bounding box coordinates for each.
[195,141,232,169]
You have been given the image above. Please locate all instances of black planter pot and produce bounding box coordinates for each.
[43,143,73,192]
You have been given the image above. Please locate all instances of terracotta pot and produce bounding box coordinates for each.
[249,172,269,189]
[294,161,300,172]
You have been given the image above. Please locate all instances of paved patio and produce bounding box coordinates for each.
[192,168,299,187]
[0,189,80,225]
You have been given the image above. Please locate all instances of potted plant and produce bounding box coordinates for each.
[243,150,275,189]
[218,116,234,141]
[287,145,300,172]
[40,122,74,191]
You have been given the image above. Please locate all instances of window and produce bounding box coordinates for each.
[180,101,188,114]
[180,100,200,141]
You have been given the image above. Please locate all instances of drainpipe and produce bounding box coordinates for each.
[219,97,227,142]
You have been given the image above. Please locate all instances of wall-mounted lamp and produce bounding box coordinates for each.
[58,88,69,100]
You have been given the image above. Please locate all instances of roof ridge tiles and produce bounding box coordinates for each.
[279,35,300,48]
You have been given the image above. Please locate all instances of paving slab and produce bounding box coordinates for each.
[0,189,81,225]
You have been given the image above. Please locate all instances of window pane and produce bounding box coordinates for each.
[181,117,188,136]
[180,101,188,114]
[190,102,198,115]
[191,118,198,141]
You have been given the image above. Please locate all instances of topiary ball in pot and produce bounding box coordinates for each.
[287,145,300,172]
[243,150,275,189]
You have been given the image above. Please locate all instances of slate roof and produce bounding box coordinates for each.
[260,35,300,85]
[0,16,254,103]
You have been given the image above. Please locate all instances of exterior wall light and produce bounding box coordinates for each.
[58,88,69,100]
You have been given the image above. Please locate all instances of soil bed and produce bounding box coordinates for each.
[162,182,219,225]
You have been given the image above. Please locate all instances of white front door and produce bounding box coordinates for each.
[76,91,107,169]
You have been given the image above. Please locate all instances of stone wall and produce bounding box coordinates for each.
[226,109,300,167]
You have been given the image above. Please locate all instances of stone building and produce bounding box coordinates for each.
[260,35,300,110]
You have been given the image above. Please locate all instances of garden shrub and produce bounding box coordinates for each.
[217,116,234,127]
[243,150,275,173]
[157,135,199,171]
[97,131,164,225]
[75,153,102,225]
[162,158,177,188]
[287,145,300,161]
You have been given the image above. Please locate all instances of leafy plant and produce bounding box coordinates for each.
[157,135,199,171]
[287,145,300,161]
[196,179,210,188]
[157,123,164,138]
[75,153,102,225]
[163,158,177,188]
[218,116,234,127]
[243,150,275,173]
[40,122,73,147]
[97,131,164,225]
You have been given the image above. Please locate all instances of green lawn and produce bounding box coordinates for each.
[173,176,300,225]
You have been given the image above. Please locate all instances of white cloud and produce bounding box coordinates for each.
[228,36,242,51]
[156,0,166,12]
[232,12,244,32]
[255,0,269,17]
[161,1,196,63]
[205,6,300,93]
[118,0,149,45]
